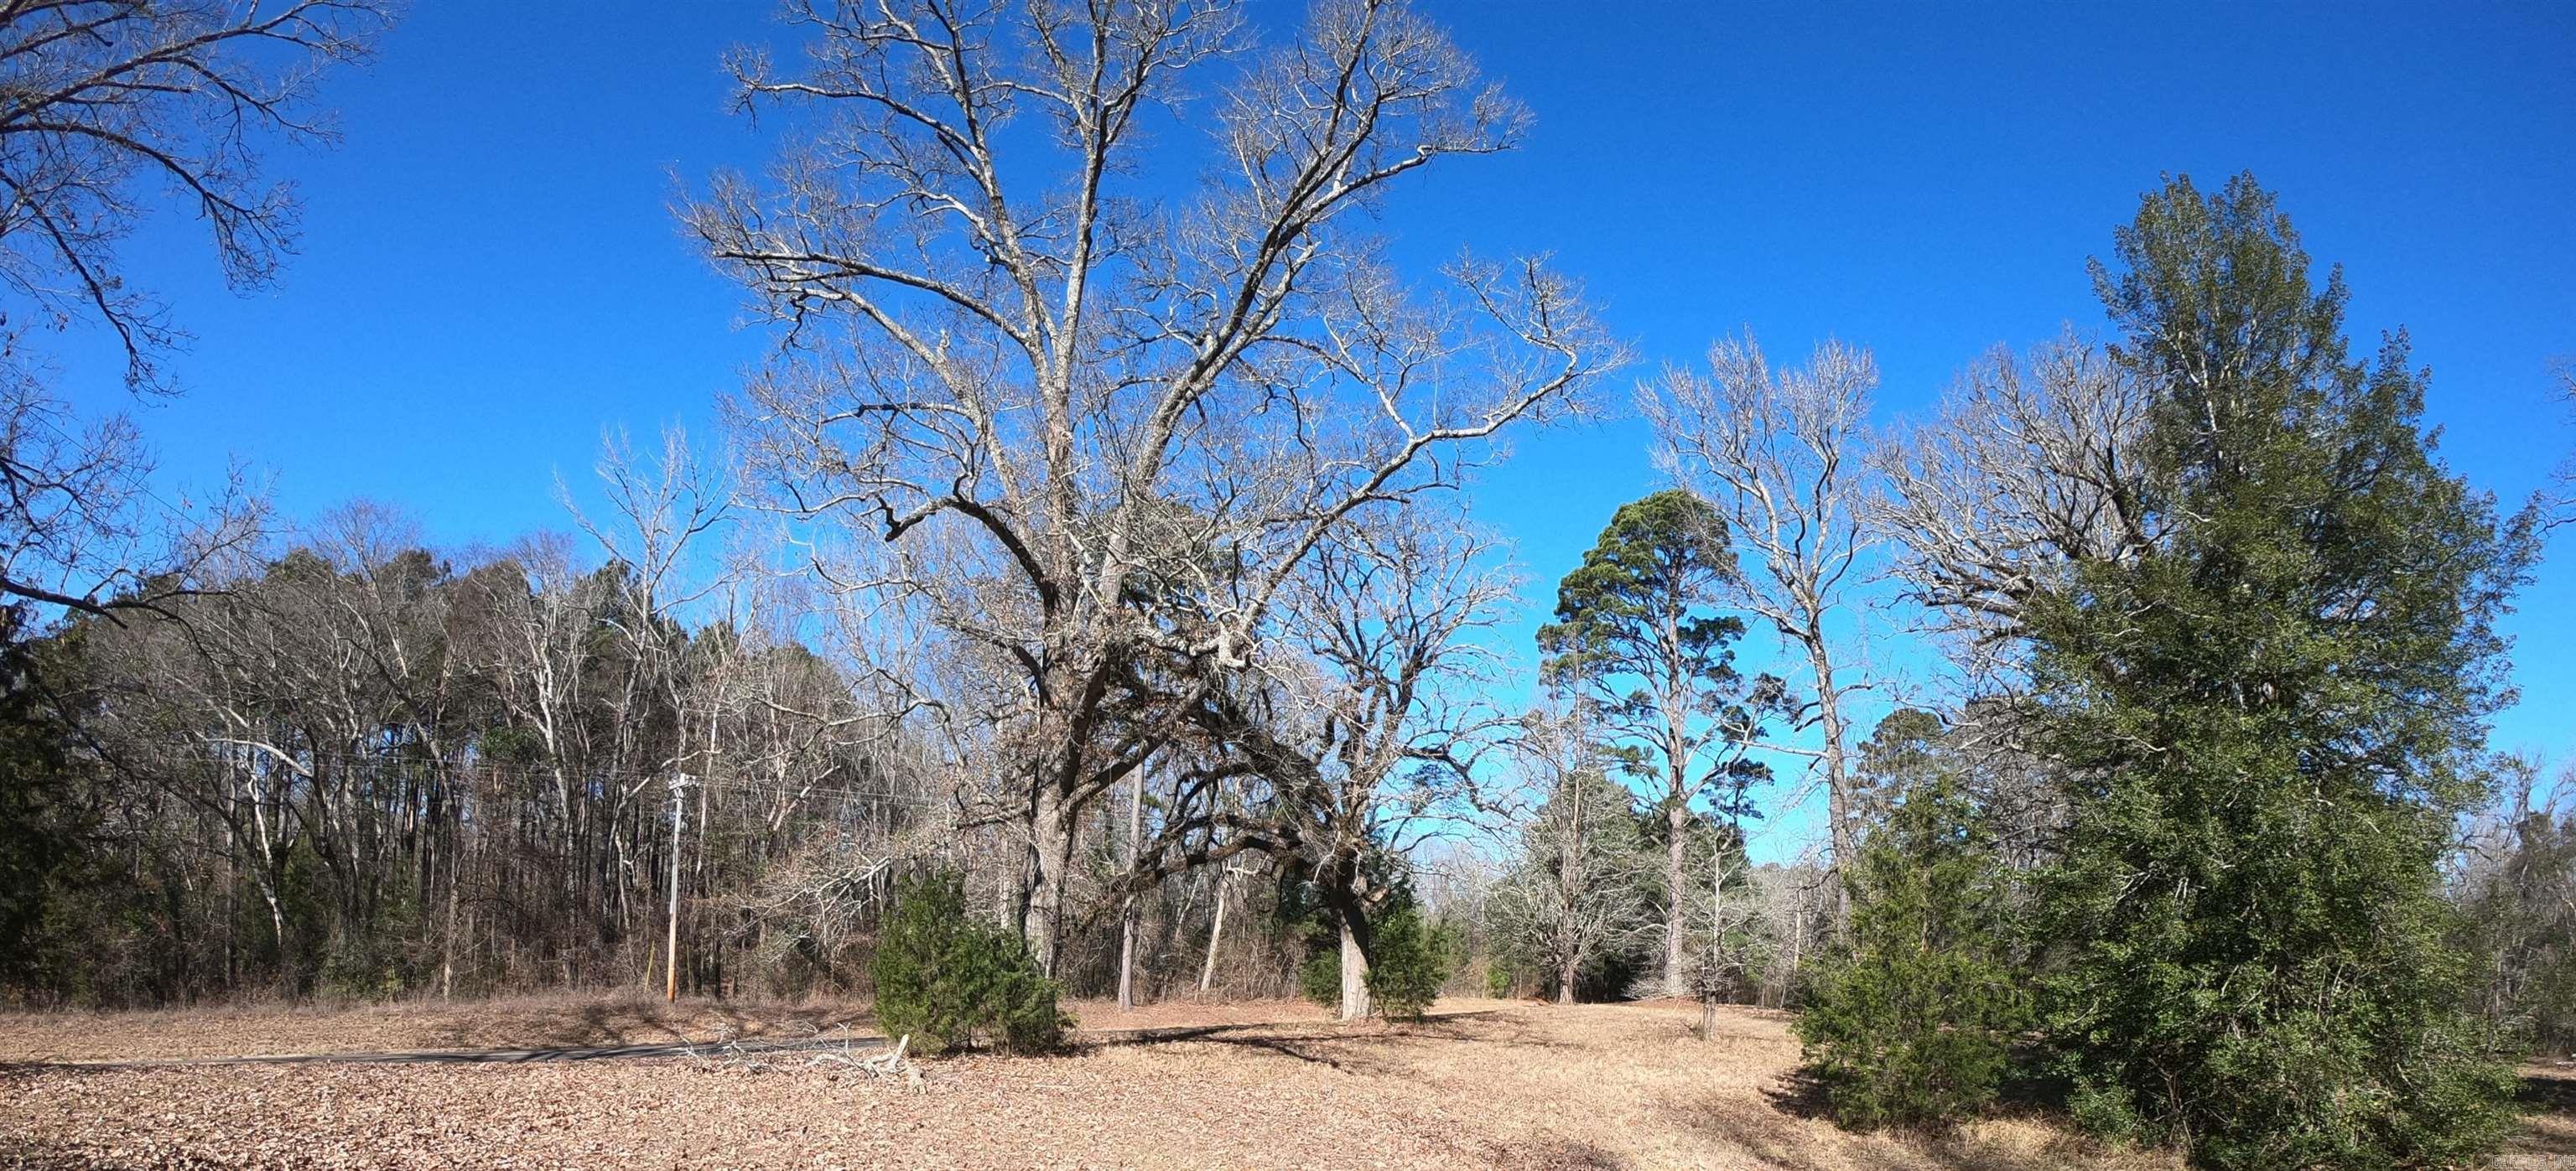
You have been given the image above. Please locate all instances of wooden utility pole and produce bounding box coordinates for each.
[666,774,693,1003]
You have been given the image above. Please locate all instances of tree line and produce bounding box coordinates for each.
[0,3,2568,1168]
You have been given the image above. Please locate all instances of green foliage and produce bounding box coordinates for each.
[1849,707,1945,826]
[318,889,426,1002]
[1797,749,2029,1132]
[1296,945,1341,1009]
[1538,489,1741,697]
[1363,904,1460,1021]
[2455,784,2576,1055]
[1295,877,1461,1020]
[0,606,76,994]
[2028,174,2527,1168]
[1537,490,1775,818]
[1488,764,1661,1002]
[871,873,1069,1055]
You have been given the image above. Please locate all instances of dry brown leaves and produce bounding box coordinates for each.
[3,997,2565,1169]
[0,991,875,1064]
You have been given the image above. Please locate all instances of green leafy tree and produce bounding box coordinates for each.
[1797,713,2028,1132]
[2028,174,2530,1167]
[872,873,1070,1055]
[1540,490,1782,998]
[1846,707,1946,827]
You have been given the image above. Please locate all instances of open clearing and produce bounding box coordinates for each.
[3,997,2568,1170]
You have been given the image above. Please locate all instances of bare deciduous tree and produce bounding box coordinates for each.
[1872,334,2160,686]
[1488,697,1658,1004]
[1646,334,1880,927]
[0,0,387,615]
[689,0,1619,971]
[1272,506,1515,1018]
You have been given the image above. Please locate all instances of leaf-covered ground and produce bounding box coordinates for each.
[3,997,2566,1169]
[0,991,1341,1065]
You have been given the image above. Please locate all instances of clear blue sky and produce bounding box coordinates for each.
[59,2,2576,848]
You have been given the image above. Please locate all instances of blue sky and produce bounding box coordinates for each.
[56,2,2576,853]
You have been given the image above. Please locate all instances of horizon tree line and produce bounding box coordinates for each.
[0,3,2569,1169]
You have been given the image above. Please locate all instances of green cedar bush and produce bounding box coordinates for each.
[1296,944,1341,1009]
[1363,904,1457,1021]
[2026,174,2525,1168]
[870,872,1068,1054]
[1795,771,2029,1132]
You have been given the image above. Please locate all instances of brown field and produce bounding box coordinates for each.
[2,997,2568,1170]
[0,991,1348,1065]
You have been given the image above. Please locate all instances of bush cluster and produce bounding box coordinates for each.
[1794,772,2029,1132]
[1296,899,1459,1020]
[870,873,1069,1054]
[1362,904,1457,1021]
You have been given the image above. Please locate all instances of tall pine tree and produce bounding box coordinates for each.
[2029,174,2533,1168]
[1539,490,1779,998]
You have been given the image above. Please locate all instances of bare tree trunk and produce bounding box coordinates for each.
[1702,832,1727,1039]
[1558,758,1586,1007]
[665,776,688,1003]
[1339,912,1372,1021]
[1118,770,1142,1011]
[440,828,463,1002]
[1785,901,1805,1008]
[1199,868,1229,993]
[1023,786,1072,975]
[1665,799,1689,997]
[1813,645,1855,934]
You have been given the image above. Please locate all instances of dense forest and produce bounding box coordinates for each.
[0,3,2569,1168]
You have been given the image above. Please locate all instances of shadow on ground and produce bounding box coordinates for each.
[2507,1068,2576,1166]
[1077,1009,1583,1079]
[417,997,873,1051]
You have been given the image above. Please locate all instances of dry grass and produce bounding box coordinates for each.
[0,997,2564,1169]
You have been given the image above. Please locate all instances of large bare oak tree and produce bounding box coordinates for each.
[689,0,1618,971]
